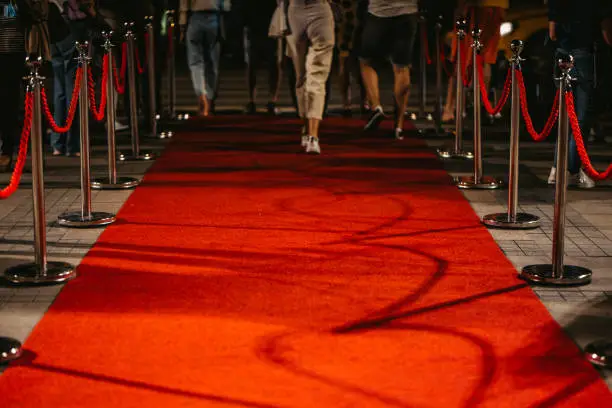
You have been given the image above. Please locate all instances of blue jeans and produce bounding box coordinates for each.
[186,12,221,99]
[554,48,594,174]
[50,33,80,155]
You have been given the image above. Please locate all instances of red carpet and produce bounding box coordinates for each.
[0,117,610,407]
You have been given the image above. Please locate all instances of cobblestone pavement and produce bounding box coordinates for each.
[1,72,612,388]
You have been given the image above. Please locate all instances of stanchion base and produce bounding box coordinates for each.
[585,341,612,368]
[159,131,174,139]
[437,147,474,160]
[0,337,22,364]
[91,177,140,190]
[4,261,76,285]
[457,176,502,190]
[520,264,592,286]
[57,211,116,228]
[118,152,155,161]
[482,213,541,229]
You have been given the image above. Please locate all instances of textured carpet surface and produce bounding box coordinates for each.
[1,117,610,407]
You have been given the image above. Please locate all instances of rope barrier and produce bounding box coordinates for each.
[88,54,108,122]
[478,55,511,115]
[41,67,82,134]
[0,92,33,199]
[517,70,559,142]
[113,43,127,94]
[566,92,612,180]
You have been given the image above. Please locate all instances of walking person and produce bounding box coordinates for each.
[547,0,612,188]
[286,0,335,154]
[360,0,419,140]
[441,0,509,123]
[179,0,231,117]
[241,0,283,115]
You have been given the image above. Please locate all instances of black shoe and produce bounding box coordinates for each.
[266,102,279,116]
[244,102,256,114]
[364,108,385,131]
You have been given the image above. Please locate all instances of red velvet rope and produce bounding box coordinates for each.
[516,70,559,142]
[420,23,432,65]
[0,92,33,199]
[566,92,612,180]
[113,43,127,94]
[88,54,108,122]
[41,67,82,133]
[478,55,511,115]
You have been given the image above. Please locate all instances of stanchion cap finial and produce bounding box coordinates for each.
[472,27,482,39]
[510,39,524,55]
[456,17,467,33]
[556,53,575,88]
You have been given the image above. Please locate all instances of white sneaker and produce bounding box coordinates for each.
[306,136,320,154]
[576,169,596,189]
[547,167,556,185]
[115,121,129,131]
[394,128,404,140]
[301,135,309,148]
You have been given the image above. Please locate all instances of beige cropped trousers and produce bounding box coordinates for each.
[286,0,335,120]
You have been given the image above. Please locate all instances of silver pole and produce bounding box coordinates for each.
[168,10,177,119]
[437,18,473,159]
[520,54,591,285]
[419,15,427,120]
[434,16,443,135]
[78,43,92,219]
[4,58,75,284]
[146,17,158,137]
[58,43,116,227]
[482,40,540,228]
[105,33,118,184]
[127,24,140,157]
[120,22,154,161]
[456,28,500,189]
[92,32,141,190]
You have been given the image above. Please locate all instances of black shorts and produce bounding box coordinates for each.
[359,13,418,67]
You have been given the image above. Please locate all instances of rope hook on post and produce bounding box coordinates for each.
[57,42,117,228]
[456,27,501,189]
[520,54,592,286]
[92,31,140,190]
[119,22,155,161]
[4,57,75,284]
[483,40,540,229]
[437,17,473,160]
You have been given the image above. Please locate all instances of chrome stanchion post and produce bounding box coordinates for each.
[0,337,22,364]
[58,43,116,227]
[166,10,187,121]
[437,18,473,159]
[145,16,172,139]
[4,58,75,283]
[483,40,540,228]
[434,15,444,135]
[520,54,591,285]
[92,32,140,190]
[412,13,432,121]
[119,22,154,161]
[456,27,501,189]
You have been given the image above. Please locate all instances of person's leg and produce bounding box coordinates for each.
[244,26,258,111]
[390,14,418,139]
[0,54,23,168]
[63,38,81,156]
[568,51,594,175]
[50,43,68,155]
[203,14,222,109]
[287,8,309,133]
[359,13,388,130]
[304,2,335,142]
[186,13,208,115]
[338,54,351,114]
[267,37,283,114]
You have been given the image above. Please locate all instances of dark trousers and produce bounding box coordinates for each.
[0,53,26,158]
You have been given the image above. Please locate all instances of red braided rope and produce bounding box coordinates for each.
[478,56,511,115]
[420,23,432,65]
[113,43,127,94]
[41,67,82,134]
[0,92,33,199]
[88,54,108,122]
[566,92,612,180]
[516,70,559,142]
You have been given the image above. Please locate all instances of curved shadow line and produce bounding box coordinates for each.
[256,331,417,408]
[15,361,285,408]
